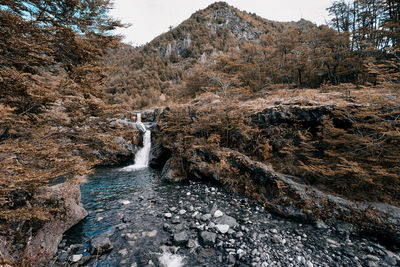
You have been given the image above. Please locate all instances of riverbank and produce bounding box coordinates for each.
[52,166,400,266]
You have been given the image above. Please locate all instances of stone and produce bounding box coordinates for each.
[21,183,88,265]
[306,260,314,267]
[200,231,217,246]
[187,239,196,248]
[366,255,380,262]
[173,231,189,245]
[144,230,158,237]
[171,216,180,224]
[164,213,172,218]
[384,255,397,265]
[57,251,69,262]
[178,209,186,215]
[215,224,229,234]
[228,254,236,264]
[118,248,128,256]
[201,213,212,221]
[316,220,329,229]
[90,236,113,255]
[120,200,130,205]
[235,231,244,238]
[326,238,340,246]
[214,215,238,228]
[70,254,82,263]
[214,210,223,218]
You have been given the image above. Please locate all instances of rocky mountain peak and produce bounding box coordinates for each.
[153,2,282,58]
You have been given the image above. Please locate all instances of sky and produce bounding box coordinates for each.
[109,0,333,46]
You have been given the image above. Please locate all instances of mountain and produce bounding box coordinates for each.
[102,2,321,107]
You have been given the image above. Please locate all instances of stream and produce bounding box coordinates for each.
[52,165,399,267]
[52,116,399,266]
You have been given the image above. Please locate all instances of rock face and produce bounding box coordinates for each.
[92,135,139,166]
[252,105,331,127]
[204,4,263,41]
[159,34,192,58]
[22,183,88,265]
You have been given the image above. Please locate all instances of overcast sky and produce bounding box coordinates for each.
[109,0,333,46]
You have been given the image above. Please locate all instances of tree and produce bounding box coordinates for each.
[0,0,124,225]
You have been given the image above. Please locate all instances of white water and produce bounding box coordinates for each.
[122,113,151,171]
[159,252,185,267]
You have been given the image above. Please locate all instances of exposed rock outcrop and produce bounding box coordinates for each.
[1,182,87,266]
[92,135,139,166]
[161,147,400,246]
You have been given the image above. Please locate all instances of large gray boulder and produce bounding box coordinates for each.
[22,183,88,265]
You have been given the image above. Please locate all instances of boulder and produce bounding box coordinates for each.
[20,183,88,265]
[214,215,238,228]
[161,158,184,182]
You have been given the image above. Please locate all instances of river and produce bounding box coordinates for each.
[52,164,399,266]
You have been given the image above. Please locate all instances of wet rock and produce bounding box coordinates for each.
[118,248,128,256]
[366,255,380,262]
[57,251,69,262]
[90,236,113,255]
[200,231,217,246]
[384,255,397,265]
[70,254,82,263]
[316,220,329,229]
[173,231,189,245]
[120,200,130,205]
[79,253,91,265]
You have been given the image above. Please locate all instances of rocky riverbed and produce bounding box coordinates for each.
[52,166,400,267]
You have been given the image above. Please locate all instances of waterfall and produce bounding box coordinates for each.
[122,113,151,171]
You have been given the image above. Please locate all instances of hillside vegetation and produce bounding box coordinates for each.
[0,1,141,262]
[104,1,399,207]
[103,1,399,108]
[0,0,399,264]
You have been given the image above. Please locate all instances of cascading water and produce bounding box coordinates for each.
[122,113,151,170]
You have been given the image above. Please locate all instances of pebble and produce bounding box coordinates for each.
[178,209,186,215]
[118,249,128,256]
[70,254,82,263]
[119,200,130,205]
[366,255,380,262]
[201,213,212,221]
[214,210,223,218]
[215,224,230,234]
[56,178,397,267]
